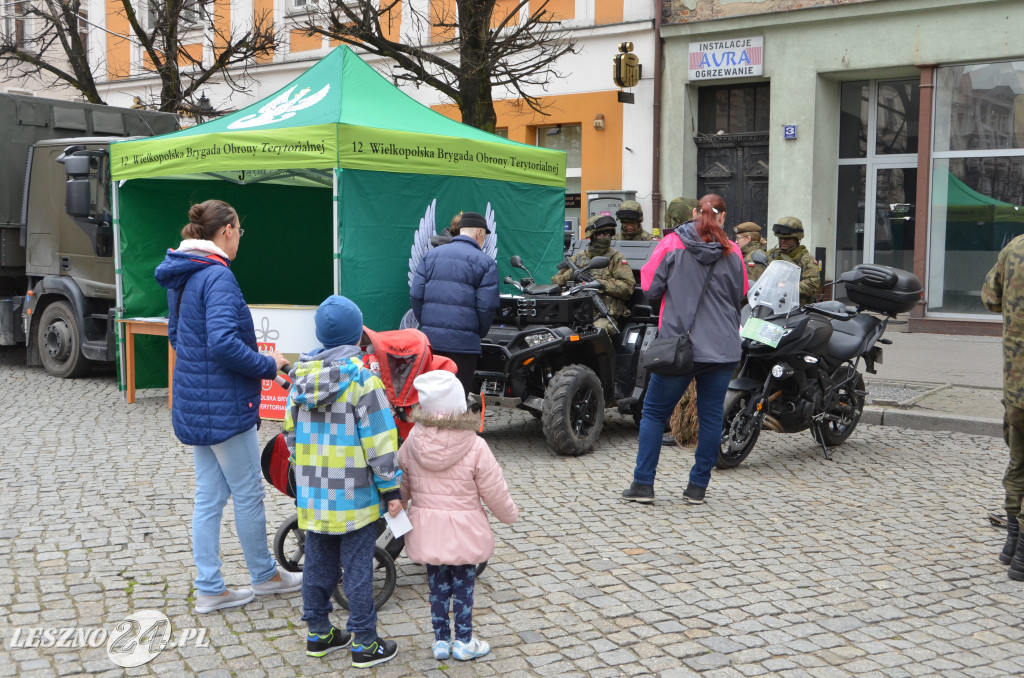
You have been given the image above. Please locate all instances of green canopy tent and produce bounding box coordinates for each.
[109,46,566,391]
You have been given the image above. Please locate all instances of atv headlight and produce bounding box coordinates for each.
[514,329,558,350]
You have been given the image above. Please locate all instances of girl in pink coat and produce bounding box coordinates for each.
[398,370,519,662]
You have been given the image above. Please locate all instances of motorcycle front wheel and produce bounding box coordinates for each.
[717,389,761,469]
[811,370,865,447]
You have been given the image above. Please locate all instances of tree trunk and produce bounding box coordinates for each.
[456,0,497,133]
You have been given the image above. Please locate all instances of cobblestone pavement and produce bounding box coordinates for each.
[2,345,1022,678]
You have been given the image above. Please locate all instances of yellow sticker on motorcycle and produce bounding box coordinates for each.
[740,317,785,348]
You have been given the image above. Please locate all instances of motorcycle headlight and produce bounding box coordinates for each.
[771,363,794,379]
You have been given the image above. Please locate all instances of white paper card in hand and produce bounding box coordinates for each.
[384,510,413,538]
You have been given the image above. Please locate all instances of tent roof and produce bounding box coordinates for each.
[110,46,565,187]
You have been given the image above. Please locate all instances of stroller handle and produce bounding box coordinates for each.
[273,363,292,389]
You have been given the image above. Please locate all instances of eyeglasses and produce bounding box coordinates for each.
[237,227,245,237]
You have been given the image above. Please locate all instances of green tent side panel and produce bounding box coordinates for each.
[119,179,334,388]
[337,169,565,332]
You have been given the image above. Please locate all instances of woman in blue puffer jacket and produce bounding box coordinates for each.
[155,199,300,614]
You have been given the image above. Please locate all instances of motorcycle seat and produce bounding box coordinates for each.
[826,313,880,361]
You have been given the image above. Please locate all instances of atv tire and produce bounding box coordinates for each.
[542,365,605,456]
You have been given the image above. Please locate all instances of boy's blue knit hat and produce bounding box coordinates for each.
[315,295,363,349]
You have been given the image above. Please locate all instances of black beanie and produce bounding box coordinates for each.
[459,211,490,233]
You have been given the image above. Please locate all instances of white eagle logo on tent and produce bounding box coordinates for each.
[227,84,331,130]
[400,200,498,329]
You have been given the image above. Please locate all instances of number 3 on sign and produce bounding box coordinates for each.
[106,610,171,668]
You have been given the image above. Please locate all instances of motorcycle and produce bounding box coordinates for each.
[718,255,923,468]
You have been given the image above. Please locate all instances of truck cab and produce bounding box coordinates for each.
[0,94,178,377]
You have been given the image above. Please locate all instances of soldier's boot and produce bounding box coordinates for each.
[1000,513,1019,565]
[1008,519,1024,581]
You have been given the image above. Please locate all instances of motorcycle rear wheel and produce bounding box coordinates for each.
[811,370,865,447]
[717,390,761,469]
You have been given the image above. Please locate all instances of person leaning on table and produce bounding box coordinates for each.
[155,199,301,614]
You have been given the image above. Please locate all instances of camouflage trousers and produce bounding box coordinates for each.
[1004,404,1024,529]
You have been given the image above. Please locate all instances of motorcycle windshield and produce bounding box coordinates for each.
[747,260,801,314]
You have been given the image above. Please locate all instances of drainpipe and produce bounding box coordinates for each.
[651,3,663,233]
[911,64,935,327]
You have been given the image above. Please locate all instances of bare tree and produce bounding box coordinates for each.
[0,0,279,114]
[303,0,577,132]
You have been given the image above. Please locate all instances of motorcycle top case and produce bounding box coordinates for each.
[844,264,922,315]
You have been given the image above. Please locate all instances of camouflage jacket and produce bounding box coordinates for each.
[983,234,1024,408]
[767,244,820,304]
[741,240,767,282]
[551,248,636,320]
[617,229,654,241]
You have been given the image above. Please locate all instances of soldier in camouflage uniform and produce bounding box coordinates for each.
[615,200,654,241]
[766,216,820,304]
[664,198,698,236]
[552,215,636,336]
[735,221,767,282]
[982,234,1024,580]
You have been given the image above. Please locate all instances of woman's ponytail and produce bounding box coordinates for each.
[694,193,731,257]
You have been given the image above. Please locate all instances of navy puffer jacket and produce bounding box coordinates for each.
[410,235,499,355]
[155,245,277,446]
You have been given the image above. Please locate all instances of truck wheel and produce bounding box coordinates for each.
[37,301,93,378]
[542,365,605,456]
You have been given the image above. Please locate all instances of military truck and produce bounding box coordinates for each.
[0,93,178,377]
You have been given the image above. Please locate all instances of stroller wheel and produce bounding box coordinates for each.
[476,561,487,577]
[273,516,305,572]
[333,546,397,611]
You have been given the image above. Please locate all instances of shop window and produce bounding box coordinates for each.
[835,79,919,283]
[538,124,582,229]
[929,61,1024,315]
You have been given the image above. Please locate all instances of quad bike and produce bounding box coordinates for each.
[470,240,661,456]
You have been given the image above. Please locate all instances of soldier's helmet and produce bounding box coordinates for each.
[616,200,643,223]
[772,216,804,241]
[585,214,618,239]
[735,222,762,236]
[665,197,698,227]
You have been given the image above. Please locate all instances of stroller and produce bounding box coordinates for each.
[261,326,460,610]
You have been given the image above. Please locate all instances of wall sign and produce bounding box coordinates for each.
[688,37,763,80]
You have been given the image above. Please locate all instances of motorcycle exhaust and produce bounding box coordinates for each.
[763,415,784,432]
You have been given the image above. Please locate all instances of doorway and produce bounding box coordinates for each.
[695,83,770,233]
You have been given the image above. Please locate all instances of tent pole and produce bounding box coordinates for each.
[112,180,127,398]
[333,169,340,293]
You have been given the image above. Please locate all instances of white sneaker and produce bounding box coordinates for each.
[432,639,452,660]
[452,637,490,661]
[252,568,303,595]
[195,587,254,614]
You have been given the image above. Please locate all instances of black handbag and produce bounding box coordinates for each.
[642,256,718,376]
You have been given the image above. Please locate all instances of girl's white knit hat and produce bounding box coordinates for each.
[414,370,467,416]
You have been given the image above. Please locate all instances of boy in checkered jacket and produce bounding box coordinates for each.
[283,295,402,669]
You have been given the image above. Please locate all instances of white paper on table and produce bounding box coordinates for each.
[384,509,413,538]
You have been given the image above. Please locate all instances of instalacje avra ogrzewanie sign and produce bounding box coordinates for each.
[689,37,764,80]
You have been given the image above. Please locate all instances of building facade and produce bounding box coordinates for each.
[661,0,1024,332]
[49,0,657,239]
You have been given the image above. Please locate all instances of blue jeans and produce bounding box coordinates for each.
[633,364,736,488]
[192,426,277,595]
[301,524,378,645]
[427,564,477,643]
